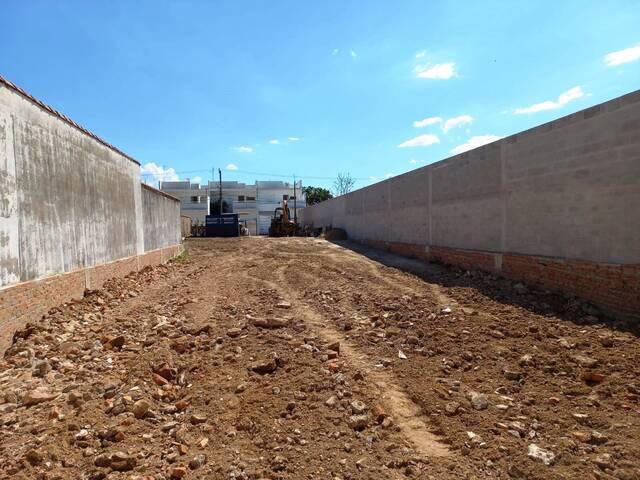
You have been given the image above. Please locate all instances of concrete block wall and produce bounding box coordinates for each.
[302,90,640,320]
[0,76,183,350]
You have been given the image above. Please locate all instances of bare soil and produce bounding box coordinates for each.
[1,237,638,480]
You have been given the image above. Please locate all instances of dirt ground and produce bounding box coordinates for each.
[1,237,639,480]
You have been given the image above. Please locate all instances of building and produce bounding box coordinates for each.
[159,179,306,235]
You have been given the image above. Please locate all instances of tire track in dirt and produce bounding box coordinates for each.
[249,255,451,460]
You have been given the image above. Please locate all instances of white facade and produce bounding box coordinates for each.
[158,181,209,224]
[160,179,306,235]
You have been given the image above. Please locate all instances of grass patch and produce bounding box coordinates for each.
[171,247,190,263]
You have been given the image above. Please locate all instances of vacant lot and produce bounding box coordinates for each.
[1,237,638,480]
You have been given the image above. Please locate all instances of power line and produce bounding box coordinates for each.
[141,167,371,182]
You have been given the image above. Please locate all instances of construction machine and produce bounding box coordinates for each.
[268,199,298,237]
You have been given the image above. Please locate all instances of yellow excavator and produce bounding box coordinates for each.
[268,199,298,237]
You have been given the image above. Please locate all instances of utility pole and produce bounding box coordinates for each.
[218,168,223,215]
[293,174,297,229]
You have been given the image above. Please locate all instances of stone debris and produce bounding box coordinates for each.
[527,444,556,466]
[0,238,638,480]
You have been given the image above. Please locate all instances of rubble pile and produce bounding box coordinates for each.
[1,238,638,480]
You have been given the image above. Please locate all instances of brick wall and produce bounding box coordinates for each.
[0,245,182,352]
[360,239,639,321]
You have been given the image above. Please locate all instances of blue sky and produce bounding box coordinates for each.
[1,1,639,191]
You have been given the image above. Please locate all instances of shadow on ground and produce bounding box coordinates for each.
[329,239,640,338]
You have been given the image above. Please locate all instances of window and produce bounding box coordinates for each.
[246,196,255,201]
[199,196,207,203]
[190,196,198,203]
[282,194,289,200]
[238,195,245,201]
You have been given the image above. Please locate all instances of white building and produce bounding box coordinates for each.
[160,179,305,235]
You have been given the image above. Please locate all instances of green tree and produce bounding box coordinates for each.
[302,186,333,205]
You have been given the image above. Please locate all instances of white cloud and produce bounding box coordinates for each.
[443,114,473,133]
[398,134,440,148]
[351,50,357,58]
[269,139,279,144]
[451,135,503,155]
[415,62,456,79]
[415,50,427,59]
[413,116,443,128]
[234,146,254,153]
[332,48,339,56]
[191,176,202,184]
[604,45,640,66]
[385,173,394,179]
[515,86,584,114]
[226,163,239,171]
[409,159,418,164]
[288,137,300,141]
[369,176,378,181]
[140,162,178,185]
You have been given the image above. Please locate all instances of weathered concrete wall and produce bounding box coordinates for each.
[0,77,183,349]
[302,90,640,318]
[0,81,147,286]
[142,184,181,252]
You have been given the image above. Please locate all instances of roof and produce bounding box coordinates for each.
[0,74,141,166]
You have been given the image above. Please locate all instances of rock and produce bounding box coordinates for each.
[152,373,169,386]
[527,444,555,466]
[94,454,111,468]
[325,396,337,407]
[590,431,609,445]
[227,328,243,338]
[613,468,640,480]
[581,371,605,384]
[110,451,136,471]
[466,391,489,410]
[593,453,614,470]
[235,382,249,394]
[350,400,367,414]
[406,335,420,345]
[572,354,598,368]
[170,466,188,478]
[275,301,292,309]
[519,354,534,367]
[372,404,387,422]
[445,401,461,416]
[327,341,340,352]
[251,358,278,374]
[32,359,51,378]
[132,399,151,419]
[349,415,368,431]
[189,454,207,470]
[573,413,591,425]
[252,317,288,329]
[398,350,408,360]
[190,413,207,424]
[21,389,58,407]
[503,369,522,380]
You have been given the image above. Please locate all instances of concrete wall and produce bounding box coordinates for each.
[141,184,181,252]
[0,77,183,348]
[302,90,640,318]
[0,78,183,292]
